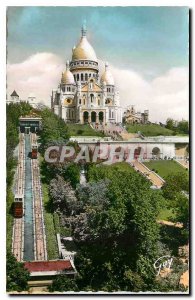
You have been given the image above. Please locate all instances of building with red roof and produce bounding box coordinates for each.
[24,259,77,280]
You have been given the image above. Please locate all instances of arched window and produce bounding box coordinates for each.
[74,74,76,81]
[109,109,111,118]
[105,99,111,105]
[81,73,84,81]
[85,74,88,81]
[79,99,81,104]
[98,99,100,105]
[90,94,94,103]
[152,147,161,158]
[77,74,79,81]
[89,73,91,78]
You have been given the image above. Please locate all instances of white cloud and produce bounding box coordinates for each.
[7,53,64,106]
[7,53,189,123]
[110,65,189,123]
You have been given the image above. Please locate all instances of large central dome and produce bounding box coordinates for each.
[72,25,97,61]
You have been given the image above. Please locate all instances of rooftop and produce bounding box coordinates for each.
[11,90,19,97]
[24,260,75,274]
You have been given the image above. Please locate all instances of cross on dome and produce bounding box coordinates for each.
[81,20,87,37]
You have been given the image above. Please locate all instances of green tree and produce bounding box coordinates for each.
[162,173,189,228]
[38,108,70,152]
[72,163,163,290]
[6,252,30,292]
[64,163,80,188]
[49,275,78,292]
[163,172,189,200]
[165,118,175,131]
[6,103,32,249]
[177,120,189,134]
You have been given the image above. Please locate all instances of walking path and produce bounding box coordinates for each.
[176,159,189,170]
[131,160,165,188]
[157,220,183,228]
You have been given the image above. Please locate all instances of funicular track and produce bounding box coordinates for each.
[12,132,47,262]
[30,133,47,261]
[12,133,25,261]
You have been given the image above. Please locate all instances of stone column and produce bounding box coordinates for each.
[88,112,91,123]
[96,113,99,124]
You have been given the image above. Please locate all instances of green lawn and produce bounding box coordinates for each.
[144,160,188,179]
[40,155,71,258]
[66,124,104,137]
[158,207,176,221]
[126,124,174,136]
[42,183,59,260]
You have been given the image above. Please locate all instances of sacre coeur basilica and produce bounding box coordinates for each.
[51,24,122,124]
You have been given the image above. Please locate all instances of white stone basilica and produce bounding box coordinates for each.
[51,25,122,124]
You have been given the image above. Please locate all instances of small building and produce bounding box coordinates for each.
[7,90,20,104]
[124,105,149,124]
[24,259,77,282]
[19,114,42,133]
[27,93,38,108]
[11,90,20,101]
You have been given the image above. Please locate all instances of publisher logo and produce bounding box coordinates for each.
[154,255,173,276]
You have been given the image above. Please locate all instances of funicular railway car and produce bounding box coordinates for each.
[31,143,38,159]
[14,194,24,218]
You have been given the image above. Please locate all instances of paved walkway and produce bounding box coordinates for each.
[176,159,189,170]
[120,132,138,140]
[157,220,183,228]
[92,123,138,140]
[131,160,164,188]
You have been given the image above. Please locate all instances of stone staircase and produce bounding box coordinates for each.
[176,159,189,170]
[131,160,165,188]
[91,123,138,140]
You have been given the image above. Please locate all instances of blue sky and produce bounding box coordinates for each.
[7,6,189,122]
[7,6,188,77]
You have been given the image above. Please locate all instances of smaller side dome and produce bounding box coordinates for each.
[101,62,114,85]
[61,61,75,85]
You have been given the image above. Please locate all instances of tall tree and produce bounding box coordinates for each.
[6,252,30,292]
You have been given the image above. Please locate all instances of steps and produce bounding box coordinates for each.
[131,160,164,188]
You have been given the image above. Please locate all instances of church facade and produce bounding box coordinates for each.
[51,25,122,124]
